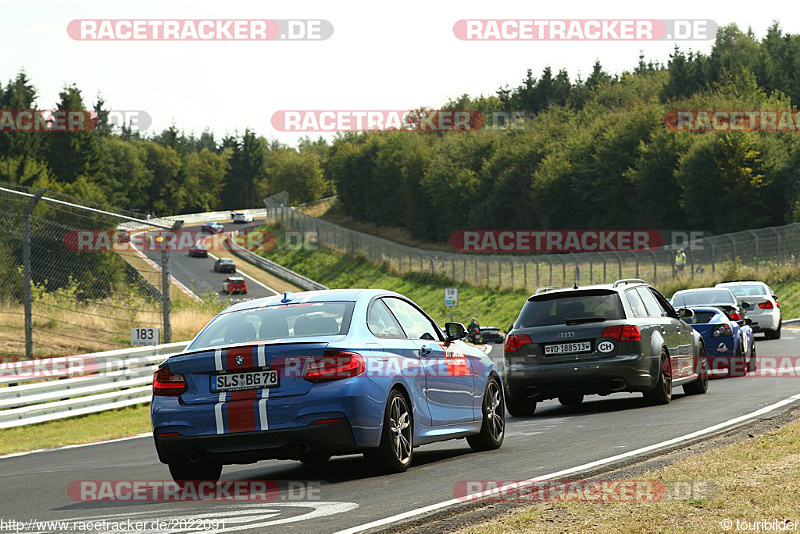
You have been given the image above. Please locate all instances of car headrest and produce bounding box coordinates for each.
[225,322,257,344]
[293,315,340,336]
[258,318,289,340]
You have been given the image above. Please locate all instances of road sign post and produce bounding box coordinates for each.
[444,287,458,322]
[131,327,160,346]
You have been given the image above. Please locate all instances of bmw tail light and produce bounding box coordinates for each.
[712,324,733,337]
[504,334,532,352]
[758,301,774,309]
[304,351,364,383]
[729,312,742,320]
[153,366,187,396]
[601,325,640,342]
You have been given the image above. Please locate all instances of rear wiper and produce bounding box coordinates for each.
[565,316,606,325]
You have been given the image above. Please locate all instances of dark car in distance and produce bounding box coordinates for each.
[214,258,236,273]
[188,242,208,257]
[503,279,708,416]
[481,327,506,344]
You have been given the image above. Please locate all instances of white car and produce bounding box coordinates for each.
[715,281,782,339]
[232,210,254,224]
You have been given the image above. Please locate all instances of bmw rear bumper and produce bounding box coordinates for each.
[154,418,357,465]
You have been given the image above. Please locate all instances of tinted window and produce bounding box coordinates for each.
[189,301,354,349]
[368,299,405,338]
[672,290,736,306]
[384,298,440,340]
[635,287,665,317]
[689,311,718,324]
[517,290,625,327]
[625,289,648,318]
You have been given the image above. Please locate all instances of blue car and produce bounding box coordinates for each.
[151,289,504,482]
[683,306,755,376]
[200,221,224,234]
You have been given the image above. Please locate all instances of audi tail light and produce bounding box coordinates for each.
[601,325,641,342]
[504,334,532,352]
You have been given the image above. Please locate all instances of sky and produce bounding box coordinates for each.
[3,1,798,147]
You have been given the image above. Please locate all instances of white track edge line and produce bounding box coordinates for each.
[0,432,151,460]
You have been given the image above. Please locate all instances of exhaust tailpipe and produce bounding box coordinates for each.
[608,379,626,392]
[297,442,311,455]
[187,451,200,463]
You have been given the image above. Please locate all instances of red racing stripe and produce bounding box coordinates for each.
[224,346,259,433]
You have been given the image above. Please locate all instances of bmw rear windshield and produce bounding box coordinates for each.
[723,284,767,297]
[188,301,355,350]
[516,289,625,327]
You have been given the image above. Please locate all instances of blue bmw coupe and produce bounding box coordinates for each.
[151,289,504,482]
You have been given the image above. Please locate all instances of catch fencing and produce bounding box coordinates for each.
[0,184,179,360]
[264,200,800,292]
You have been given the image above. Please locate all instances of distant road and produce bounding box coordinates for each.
[140,218,277,303]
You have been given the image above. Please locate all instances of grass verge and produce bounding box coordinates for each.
[458,417,800,534]
[0,404,151,455]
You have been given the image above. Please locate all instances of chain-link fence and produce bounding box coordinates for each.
[264,199,800,292]
[0,184,180,359]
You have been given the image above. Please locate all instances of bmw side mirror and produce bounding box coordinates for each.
[445,322,468,342]
[741,301,752,309]
[678,308,695,320]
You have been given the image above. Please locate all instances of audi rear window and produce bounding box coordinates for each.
[189,301,355,350]
[517,290,625,327]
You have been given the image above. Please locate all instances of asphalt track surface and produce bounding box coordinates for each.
[139,219,277,304]
[2,332,800,533]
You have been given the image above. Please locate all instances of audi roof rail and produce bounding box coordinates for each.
[533,286,560,295]
[612,278,647,288]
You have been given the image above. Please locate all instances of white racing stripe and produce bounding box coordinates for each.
[214,349,225,434]
[335,392,800,534]
[215,392,226,435]
[259,387,269,431]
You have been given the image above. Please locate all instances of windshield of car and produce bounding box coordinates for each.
[219,258,234,264]
[724,285,767,298]
[517,290,625,327]
[189,301,355,350]
[672,290,736,306]
[688,310,719,324]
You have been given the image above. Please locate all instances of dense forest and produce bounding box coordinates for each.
[330,23,800,240]
[3,23,800,243]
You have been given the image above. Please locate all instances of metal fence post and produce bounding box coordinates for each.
[161,221,183,344]
[22,189,45,358]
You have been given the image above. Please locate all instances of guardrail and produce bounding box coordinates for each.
[0,341,189,428]
[225,236,328,291]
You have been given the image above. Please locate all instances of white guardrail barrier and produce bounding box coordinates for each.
[0,341,189,429]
